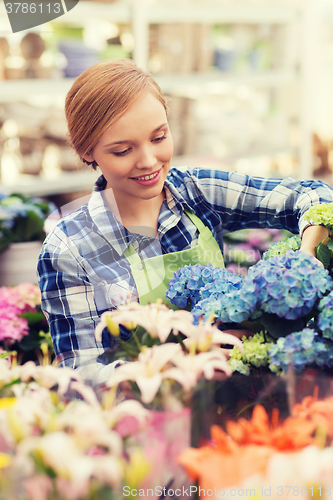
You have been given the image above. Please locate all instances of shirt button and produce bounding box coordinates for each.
[138,264,144,270]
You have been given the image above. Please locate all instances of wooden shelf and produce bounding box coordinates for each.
[0,1,302,30]
[0,169,100,197]
[0,69,299,102]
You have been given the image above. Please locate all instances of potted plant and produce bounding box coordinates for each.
[0,192,55,286]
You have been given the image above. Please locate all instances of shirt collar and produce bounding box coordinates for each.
[88,175,137,257]
[163,175,193,215]
[89,174,193,255]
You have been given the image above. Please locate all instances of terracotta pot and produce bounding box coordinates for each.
[0,240,43,286]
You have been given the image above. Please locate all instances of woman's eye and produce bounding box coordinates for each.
[113,149,130,157]
[153,134,166,143]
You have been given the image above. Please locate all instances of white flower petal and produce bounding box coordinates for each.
[136,374,163,404]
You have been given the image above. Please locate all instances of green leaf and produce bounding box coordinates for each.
[7,193,29,203]
[19,311,45,325]
[239,320,264,333]
[316,242,331,268]
[1,378,21,390]
[327,239,333,251]
[118,339,140,357]
[260,312,307,340]
[16,329,45,352]
[12,211,45,243]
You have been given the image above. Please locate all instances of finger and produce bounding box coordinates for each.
[222,329,254,339]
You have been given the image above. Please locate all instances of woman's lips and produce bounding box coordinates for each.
[130,168,162,186]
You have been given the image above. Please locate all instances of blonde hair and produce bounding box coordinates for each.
[65,59,167,169]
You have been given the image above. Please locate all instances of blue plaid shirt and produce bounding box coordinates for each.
[37,166,333,385]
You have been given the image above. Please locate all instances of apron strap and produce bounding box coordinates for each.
[124,208,215,264]
[183,208,214,244]
[124,244,153,297]
[123,242,141,265]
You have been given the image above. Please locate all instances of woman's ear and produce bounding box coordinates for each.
[82,151,97,169]
[83,152,94,163]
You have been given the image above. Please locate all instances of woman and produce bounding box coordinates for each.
[38,59,332,387]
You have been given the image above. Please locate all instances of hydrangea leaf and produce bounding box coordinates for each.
[260,312,307,340]
[316,242,331,268]
[19,311,45,325]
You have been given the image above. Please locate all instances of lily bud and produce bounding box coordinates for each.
[123,321,137,331]
[106,315,120,337]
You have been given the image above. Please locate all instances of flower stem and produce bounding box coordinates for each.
[131,329,142,351]
[176,334,188,354]
[118,338,140,357]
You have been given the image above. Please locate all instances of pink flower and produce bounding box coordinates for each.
[24,474,53,500]
[14,282,41,311]
[0,305,29,343]
[225,264,248,276]
[110,400,150,436]
[0,283,41,313]
[55,477,90,500]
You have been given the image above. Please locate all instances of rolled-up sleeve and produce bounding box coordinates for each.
[167,167,333,236]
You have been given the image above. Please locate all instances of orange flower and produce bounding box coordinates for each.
[225,405,315,450]
[178,434,274,492]
[293,393,333,440]
[178,404,317,496]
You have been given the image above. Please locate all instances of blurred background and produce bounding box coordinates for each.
[0,0,332,208]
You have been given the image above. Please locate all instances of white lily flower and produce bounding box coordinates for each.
[106,343,182,404]
[181,321,244,353]
[164,347,232,392]
[95,301,194,343]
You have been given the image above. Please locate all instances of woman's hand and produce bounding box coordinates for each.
[222,328,254,340]
[219,328,253,362]
[300,224,329,266]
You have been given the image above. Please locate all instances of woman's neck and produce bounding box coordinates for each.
[103,187,165,236]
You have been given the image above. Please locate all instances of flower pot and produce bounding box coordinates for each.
[0,241,43,286]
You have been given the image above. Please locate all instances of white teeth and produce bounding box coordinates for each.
[135,171,158,181]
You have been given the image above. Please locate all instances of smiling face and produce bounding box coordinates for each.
[84,92,173,209]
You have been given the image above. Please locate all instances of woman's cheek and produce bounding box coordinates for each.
[163,138,174,159]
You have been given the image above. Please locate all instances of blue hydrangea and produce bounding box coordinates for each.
[241,250,332,320]
[167,251,333,328]
[166,263,243,309]
[317,291,333,340]
[192,291,260,324]
[268,328,333,373]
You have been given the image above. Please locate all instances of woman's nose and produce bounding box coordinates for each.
[135,145,157,169]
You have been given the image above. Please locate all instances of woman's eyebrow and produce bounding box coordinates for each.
[103,123,168,148]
